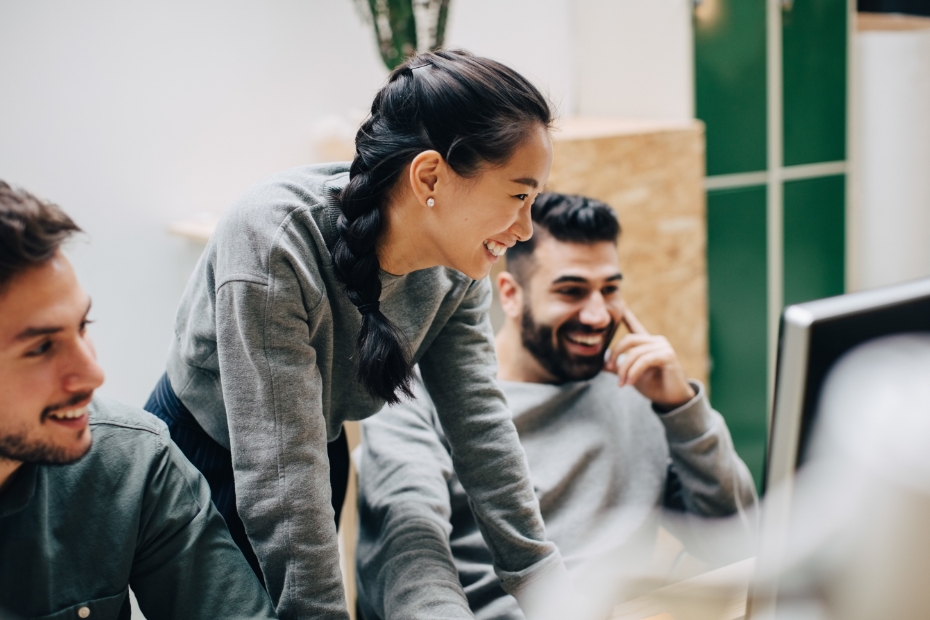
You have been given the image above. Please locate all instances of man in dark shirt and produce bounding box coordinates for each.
[0,181,277,620]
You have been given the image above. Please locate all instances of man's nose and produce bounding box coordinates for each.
[62,336,105,394]
[510,201,533,242]
[579,292,612,328]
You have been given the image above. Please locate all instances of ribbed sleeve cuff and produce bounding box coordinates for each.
[500,551,578,620]
[654,380,716,443]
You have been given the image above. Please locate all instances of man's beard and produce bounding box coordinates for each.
[0,429,91,465]
[520,307,616,383]
[1,392,95,464]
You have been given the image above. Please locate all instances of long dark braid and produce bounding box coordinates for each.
[332,49,552,403]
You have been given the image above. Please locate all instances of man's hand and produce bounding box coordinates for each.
[604,307,696,409]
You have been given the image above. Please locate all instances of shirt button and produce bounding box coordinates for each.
[78,606,90,618]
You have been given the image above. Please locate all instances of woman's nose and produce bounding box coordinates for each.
[510,202,533,242]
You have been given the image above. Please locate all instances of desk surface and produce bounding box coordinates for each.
[611,558,755,620]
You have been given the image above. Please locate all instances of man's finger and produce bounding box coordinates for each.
[618,343,664,385]
[622,306,650,336]
[626,350,670,386]
[605,335,654,371]
[611,334,654,354]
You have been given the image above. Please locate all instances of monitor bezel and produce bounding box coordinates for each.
[766,277,930,494]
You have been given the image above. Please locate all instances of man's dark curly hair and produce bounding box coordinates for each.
[506,192,621,285]
[0,181,81,293]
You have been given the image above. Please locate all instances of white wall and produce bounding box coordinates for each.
[573,0,695,120]
[446,0,695,120]
[852,25,930,291]
[445,0,577,115]
[0,0,387,405]
[0,1,694,406]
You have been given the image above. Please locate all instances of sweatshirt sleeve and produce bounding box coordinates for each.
[130,431,278,620]
[418,278,573,620]
[215,270,347,620]
[654,381,759,562]
[655,381,758,517]
[356,378,474,620]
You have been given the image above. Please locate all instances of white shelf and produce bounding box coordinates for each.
[168,214,219,243]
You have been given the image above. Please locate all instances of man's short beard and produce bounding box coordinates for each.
[0,429,91,465]
[520,306,615,383]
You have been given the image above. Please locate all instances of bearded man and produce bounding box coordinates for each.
[354,192,757,620]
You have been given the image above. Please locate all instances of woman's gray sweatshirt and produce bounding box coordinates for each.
[165,163,563,620]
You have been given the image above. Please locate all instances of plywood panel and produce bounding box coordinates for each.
[545,118,708,384]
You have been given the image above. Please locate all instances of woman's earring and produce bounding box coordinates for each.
[426,197,435,207]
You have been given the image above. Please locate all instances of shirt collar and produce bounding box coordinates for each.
[0,462,38,519]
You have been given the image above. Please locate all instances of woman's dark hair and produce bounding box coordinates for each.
[0,181,81,293]
[506,193,621,286]
[332,49,553,403]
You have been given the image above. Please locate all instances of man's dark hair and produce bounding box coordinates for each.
[507,192,621,285]
[0,181,81,292]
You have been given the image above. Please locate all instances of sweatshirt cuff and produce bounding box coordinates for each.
[501,551,577,620]
[653,380,716,443]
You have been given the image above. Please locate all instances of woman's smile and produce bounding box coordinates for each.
[483,239,508,261]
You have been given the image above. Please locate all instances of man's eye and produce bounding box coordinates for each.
[26,340,54,357]
[557,288,584,297]
[602,286,619,295]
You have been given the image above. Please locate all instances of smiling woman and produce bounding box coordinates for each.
[142,49,574,620]
[334,50,553,403]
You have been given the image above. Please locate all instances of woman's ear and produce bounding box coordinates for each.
[408,150,445,207]
[497,271,524,319]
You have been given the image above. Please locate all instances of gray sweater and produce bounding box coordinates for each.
[356,372,757,620]
[165,164,562,620]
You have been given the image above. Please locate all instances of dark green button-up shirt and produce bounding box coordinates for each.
[0,396,277,620]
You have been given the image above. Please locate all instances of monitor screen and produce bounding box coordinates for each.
[749,277,930,620]
[766,276,930,493]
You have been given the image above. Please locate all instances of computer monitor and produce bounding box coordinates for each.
[766,276,930,494]
[748,276,930,620]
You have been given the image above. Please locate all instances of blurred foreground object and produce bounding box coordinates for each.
[354,0,450,70]
[753,333,930,619]
[611,558,754,620]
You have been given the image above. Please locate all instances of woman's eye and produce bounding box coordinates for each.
[514,194,529,201]
[26,340,54,357]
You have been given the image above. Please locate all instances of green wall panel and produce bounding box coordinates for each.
[783,175,846,305]
[783,0,847,165]
[695,0,767,176]
[707,186,769,489]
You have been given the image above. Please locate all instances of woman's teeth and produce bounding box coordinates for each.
[48,407,87,420]
[484,240,507,257]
